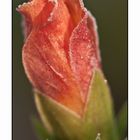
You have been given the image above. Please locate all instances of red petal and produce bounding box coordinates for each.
[19,0,101,115]
[22,0,84,115]
[69,12,101,102]
[17,0,55,37]
[64,0,85,25]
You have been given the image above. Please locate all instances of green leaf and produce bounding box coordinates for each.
[117,102,128,139]
[83,69,119,140]
[31,116,55,140]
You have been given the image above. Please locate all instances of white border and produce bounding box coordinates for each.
[129,0,140,139]
[0,0,140,140]
[0,0,12,140]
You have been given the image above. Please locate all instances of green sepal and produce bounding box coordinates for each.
[83,69,119,140]
[34,69,119,140]
[117,102,128,139]
[34,92,83,140]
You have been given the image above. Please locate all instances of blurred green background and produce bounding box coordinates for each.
[13,0,127,140]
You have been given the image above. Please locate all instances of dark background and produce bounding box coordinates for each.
[13,0,127,140]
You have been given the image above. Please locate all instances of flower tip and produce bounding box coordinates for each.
[16,4,23,12]
[16,1,34,16]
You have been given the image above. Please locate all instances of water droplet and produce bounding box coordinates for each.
[18,5,21,8]
[95,133,101,140]
[48,0,58,4]
[80,56,84,59]
[87,44,91,48]
[22,2,27,5]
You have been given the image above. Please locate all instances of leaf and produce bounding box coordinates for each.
[83,69,119,140]
[117,102,128,139]
[31,116,55,140]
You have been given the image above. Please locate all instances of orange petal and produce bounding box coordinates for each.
[64,0,85,25]
[69,12,101,102]
[17,0,55,37]
[22,0,84,115]
[19,0,101,115]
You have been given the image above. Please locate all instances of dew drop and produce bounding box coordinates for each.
[22,2,27,5]
[48,0,57,4]
[95,133,101,140]
[87,44,91,48]
[18,5,21,8]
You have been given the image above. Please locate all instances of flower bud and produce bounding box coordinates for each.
[18,1,120,140]
[17,0,101,116]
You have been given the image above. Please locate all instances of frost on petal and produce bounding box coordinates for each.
[23,31,84,115]
[69,12,101,102]
[19,0,101,115]
[22,0,84,115]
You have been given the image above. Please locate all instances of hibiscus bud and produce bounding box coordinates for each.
[17,0,101,116]
[17,0,119,140]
